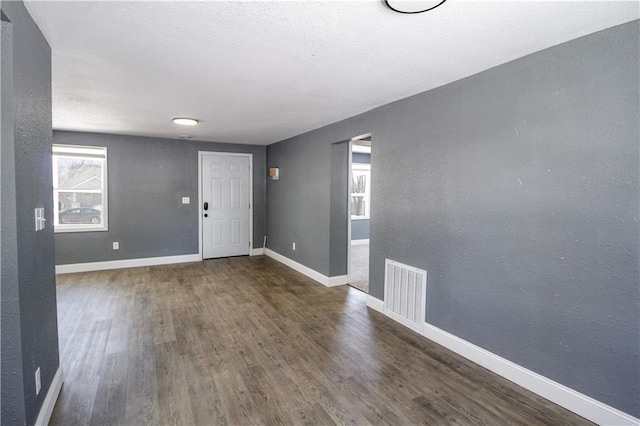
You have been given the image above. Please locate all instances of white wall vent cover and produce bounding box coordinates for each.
[384,259,427,334]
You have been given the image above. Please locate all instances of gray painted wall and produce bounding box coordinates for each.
[267,21,640,417]
[352,152,370,164]
[53,131,266,265]
[1,2,59,425]
[351,220,369,241]
[329,141,349,276]
[1,14,26,426]
[351,152,370,240]
[267,134,331,273]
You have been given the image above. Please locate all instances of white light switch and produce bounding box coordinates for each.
[34,208,46,231]
[35,367,41,395]
[112,242,119,250]
[181,197,190,204]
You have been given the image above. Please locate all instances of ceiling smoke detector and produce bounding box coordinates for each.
[384,0,447,14]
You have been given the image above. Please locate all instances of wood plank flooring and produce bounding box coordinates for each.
[51,256,591,425]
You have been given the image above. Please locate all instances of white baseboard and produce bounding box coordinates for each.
[327,275,349,287]
[422,323,639,426]
[367,296,639,426]
[35,366,63,426]
[351,239,370,246]
[251,248,265,256]
[366,295,384,313]
[265,248,347,288]
[55,254,201,274]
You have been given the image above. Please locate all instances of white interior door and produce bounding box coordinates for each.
[202,153,250,259]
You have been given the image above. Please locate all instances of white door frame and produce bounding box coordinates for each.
[347,133,371,281]
[347,140,353,281]
[198,151,253,260]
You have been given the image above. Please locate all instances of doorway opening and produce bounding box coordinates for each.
[348,135,371,293]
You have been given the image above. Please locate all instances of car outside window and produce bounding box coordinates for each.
[53,144,108,232]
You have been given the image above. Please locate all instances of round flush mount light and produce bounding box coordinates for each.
[384,0,447,14]
[172,117,198,126]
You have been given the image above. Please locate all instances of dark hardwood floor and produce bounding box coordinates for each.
[51,256,591,425]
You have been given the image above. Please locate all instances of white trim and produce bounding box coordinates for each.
[251,248,264,256]
[385,310,425,334]
[367,296,639,426]
[198,152,203,260]
[348,134,372,283]
[421,323,639,426]
[198,151,253,260]
[347,139,353,283]
[352,145,371,154]
[34,366,63,426]
[248,154,254,258]
[265,248,346,287]
[351,239,370,246]
[55,254,201,274]
[350,133,372,142]
[328,275,349,287]
[53,144,108,233]
[366,295,384,313]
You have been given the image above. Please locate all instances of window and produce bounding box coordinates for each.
[52,145,108,232]
[351,163,371,220]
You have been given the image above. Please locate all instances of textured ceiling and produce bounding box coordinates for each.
[25,1,639,145]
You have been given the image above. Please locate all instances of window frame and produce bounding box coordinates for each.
[350,163,371,220]
[52,144,108,233]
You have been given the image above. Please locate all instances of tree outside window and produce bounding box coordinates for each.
[351,163,370,220]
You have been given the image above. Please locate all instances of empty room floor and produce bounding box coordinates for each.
[51,256,591,425]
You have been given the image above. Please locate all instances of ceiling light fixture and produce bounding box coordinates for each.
[384,0,447,14]
[172,117,198,126]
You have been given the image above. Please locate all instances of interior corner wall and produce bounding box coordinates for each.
[53,131,267,265]
[1,2,60,425]
[266,20,640,417]
[266,132,335,274]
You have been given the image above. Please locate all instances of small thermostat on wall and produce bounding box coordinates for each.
[269,167,279,180]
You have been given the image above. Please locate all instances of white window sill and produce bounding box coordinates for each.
[54,225,109,233]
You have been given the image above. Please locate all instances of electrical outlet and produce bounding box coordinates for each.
[112,242,119,250]
[292,242,296,251]
[35,367,41,395]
